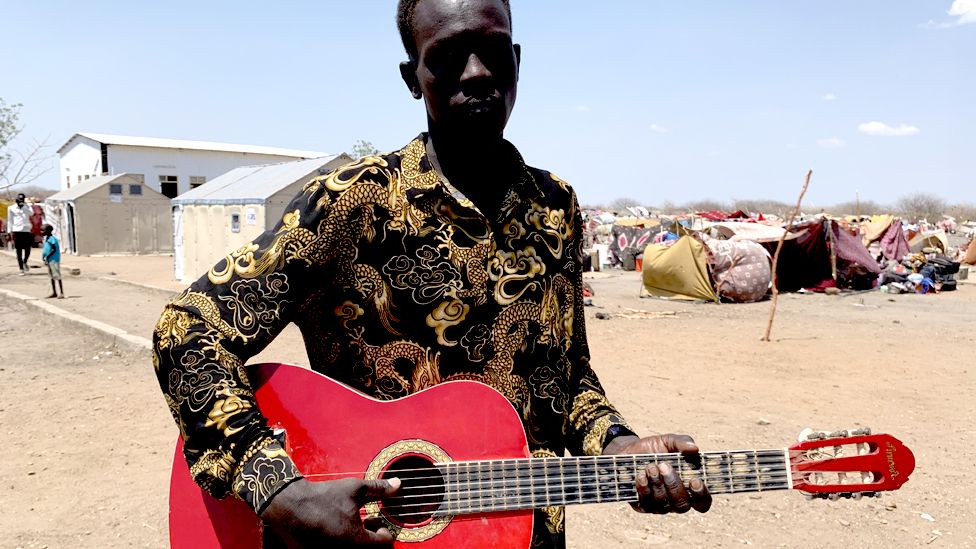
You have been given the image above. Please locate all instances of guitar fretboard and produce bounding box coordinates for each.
[433,450,790,516]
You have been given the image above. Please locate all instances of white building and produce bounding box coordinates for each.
[57,133,330,198]
[171,154,350,281]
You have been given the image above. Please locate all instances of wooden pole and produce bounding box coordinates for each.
[762,170,813,342]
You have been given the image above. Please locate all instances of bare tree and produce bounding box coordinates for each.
[351,139,379,160]
[828,199,887,216]
[896,192,946,223]
[731,198,792,217]
[608,196,641,213]
[946,203,976,223]
[0,98,53,194]
[683,199,729,213]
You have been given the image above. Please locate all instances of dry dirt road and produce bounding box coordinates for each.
[1,264,973,548]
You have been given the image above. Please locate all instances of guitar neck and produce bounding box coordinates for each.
[435,449,791,516]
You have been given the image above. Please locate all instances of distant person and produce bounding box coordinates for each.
[41,225,64,299]
[8,193,35,275]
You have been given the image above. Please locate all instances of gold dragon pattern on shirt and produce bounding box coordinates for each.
[152,134,633,549]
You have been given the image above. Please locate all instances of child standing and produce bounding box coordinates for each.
[41,225,64,299]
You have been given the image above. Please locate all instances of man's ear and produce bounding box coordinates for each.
[399,60,423,100]
[514,43,521,81]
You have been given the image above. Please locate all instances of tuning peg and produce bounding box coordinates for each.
[828,493,840,501]
[828,430,849,438]
[850,427,872,436]
[853,492,863,500]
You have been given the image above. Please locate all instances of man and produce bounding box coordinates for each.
[7,193,35,275]
[41,224,65,299]
[153,1,710,546]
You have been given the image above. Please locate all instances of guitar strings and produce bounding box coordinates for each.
[300,451,794,480]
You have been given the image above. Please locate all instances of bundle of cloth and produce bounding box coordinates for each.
[879,252,960,294]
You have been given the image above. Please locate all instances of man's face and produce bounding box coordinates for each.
[404,0,520,141]
[16,195,25,206]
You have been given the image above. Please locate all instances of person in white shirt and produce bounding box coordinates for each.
[7,193,35,275]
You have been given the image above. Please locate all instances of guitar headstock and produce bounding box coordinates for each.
[788,428,915,499]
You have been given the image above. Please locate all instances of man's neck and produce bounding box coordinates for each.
[425,130,512,218]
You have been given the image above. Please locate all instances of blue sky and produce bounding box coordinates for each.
[3,1,973,207]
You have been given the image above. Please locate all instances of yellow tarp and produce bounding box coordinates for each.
[861,215,894,245]
[640,236,718,302]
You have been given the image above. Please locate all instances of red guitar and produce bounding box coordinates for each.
[169,363,915,548]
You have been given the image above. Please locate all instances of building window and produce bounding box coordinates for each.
[189,176,206,189]
[129,184,142,195]
[66,176,70,186]
[85,174,90,180]
[159,175,178,198]
[109,184,123,195]
[230,213,241,233]
[77,175,82,184]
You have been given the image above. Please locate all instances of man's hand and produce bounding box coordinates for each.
[259,477,401,547]
[603,434,712,515]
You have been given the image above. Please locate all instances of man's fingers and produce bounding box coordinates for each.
[689,477,712,513]
[358,524,395,546]
[666,433,700,454]
[659,462,692,513]
[644,464,670,514]
[360,477,401,502]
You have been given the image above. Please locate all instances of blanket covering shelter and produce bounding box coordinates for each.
[640,236,718,302]
[610,221,666,268]
[764,218,881,292]
[706,238,771,303]
[877,219,911,260]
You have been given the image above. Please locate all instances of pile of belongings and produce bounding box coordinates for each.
[879,252,961,294]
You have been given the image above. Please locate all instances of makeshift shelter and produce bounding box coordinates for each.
[609,220,666,268]
[46,173,172,255]
[763,218,881,292]
[908,230,949,253]
[172,154,348,281]
[706,238,771,303]
[640,236,718,302]
[704,221,788,243]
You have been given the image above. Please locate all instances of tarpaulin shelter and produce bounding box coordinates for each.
[640,236,718,302]
[706,238,771,303]
[877,220,911,260]
[704,221,788,243]
[908,230,949,253]
[763,218,880,292]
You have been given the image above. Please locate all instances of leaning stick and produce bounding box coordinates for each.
[762,170,812,342]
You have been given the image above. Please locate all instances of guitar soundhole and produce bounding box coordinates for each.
[380,455,445,526]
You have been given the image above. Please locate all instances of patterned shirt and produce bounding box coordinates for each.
[153,134,634,548]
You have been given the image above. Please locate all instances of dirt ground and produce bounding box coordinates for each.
[1,254,974,548]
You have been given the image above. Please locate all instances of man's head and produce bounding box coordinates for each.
[398,0,519,144]
[15,193,25,206]
[43,224,54,236]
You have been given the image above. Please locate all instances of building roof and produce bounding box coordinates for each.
[57,132,330,159]
[47,173,152,202]
[172,155,349,205]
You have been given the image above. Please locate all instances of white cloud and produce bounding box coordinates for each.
[857,121,921,137]
[574,104,592,113]
[949,0,976,25]
[823,93,838,101]
[921,0,975,28]
[817,137,846,148]
[650,123,669,134]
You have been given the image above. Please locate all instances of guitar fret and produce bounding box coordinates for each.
[753,450,762,493]
[576,456,584,504]
[559,457,566,506]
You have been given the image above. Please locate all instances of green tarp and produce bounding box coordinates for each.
[640,236,718,302]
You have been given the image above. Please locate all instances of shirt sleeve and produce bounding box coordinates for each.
[562,189,637,456]
[153,175,343,514]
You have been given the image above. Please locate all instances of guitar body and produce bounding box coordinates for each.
[169,363,534,548]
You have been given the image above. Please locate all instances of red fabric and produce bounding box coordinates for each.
[879,220,911,261]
